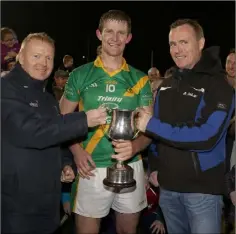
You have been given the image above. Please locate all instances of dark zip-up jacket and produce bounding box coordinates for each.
[1,64,88,234]
[147,47,235,194]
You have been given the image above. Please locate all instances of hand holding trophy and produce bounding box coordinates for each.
[100,103,140,193]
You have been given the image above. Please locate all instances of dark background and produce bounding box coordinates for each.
[2,1,235,74]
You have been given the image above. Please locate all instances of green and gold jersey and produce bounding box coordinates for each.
[64,56,153,167]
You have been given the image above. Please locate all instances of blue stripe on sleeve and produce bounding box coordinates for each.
[146,110,227,143]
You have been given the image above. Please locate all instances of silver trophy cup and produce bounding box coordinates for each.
[103,108,139,193]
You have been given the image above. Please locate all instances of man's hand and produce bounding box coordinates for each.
[86,108,107,127]
[149,171,159,187]
[136,108,152,132]
[61,165,75,183]
[74,149,96,179]
[230,191,236,206]
[111,140,133,161]
[150,220,165,234]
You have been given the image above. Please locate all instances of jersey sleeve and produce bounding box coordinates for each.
[139,75,153,107]
[64,71,80,102]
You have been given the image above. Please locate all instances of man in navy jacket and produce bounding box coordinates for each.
[1,32,106,234]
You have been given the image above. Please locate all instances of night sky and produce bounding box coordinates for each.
[2,1,235,75]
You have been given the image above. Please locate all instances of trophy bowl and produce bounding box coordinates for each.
[102,107,139,193]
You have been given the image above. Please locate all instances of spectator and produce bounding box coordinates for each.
[1,27,20,66]
[164,66,175,78]
[52,70,69,101]
[139,159,166,234]
[97,45,102,56]
[59,54,74,73]
[225,48,235,88]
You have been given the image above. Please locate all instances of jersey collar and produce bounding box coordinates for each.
[94,56,129,77]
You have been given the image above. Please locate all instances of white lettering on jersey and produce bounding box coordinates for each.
[97,96,123,103]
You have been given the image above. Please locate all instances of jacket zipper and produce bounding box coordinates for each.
[177,76,181,92]
[191,152,199,177]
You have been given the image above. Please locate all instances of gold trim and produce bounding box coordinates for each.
[123,75,149,97]
[94,56,129,77]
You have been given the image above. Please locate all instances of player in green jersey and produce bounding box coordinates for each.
[60,10,153,234]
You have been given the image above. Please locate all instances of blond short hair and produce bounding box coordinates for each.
[16,32,55,62]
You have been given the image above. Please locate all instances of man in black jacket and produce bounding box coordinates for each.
[136,19,235,233]
[1,32,107,234]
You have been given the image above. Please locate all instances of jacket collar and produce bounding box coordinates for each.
[9,63,46,91]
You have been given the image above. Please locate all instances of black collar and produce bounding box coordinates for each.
[10,63,45,91]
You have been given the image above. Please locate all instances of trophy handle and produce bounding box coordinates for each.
[133,106,152,139]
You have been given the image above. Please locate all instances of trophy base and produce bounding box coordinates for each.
[103,178,136,194]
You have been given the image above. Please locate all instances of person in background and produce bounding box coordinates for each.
[97,45,102,56]
[0,58,16,78]
[5,57,16,71]
[164,66,175,79]
[136,19,235,234]
[225,48,235,88]
[139,158,166,234]
[223,48,235,234]
[225,144,235,234]
[59,54,74,73]
[225,48,235,171]
[52,70,69,101]
[1,32,107,234]
[148,67,161,83]
[148,67,163,96]
[147,67,162,97]
[1,27,20,66]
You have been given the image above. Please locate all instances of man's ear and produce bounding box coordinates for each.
[125,33,132,44]
[199,37,205,51]
[96,29,102,42]
[18,51,24,65]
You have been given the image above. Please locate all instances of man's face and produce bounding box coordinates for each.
[169,24,205,69]
[19,39,54,81]
[148,68,160,82]
[2,33,16,48]
[65,59,73,68]
[54,76,68,88]
[96,20,132,57]
[226,53,236,78]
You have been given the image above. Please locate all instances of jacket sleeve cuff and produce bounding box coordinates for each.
[61,111,88,140]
